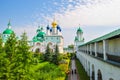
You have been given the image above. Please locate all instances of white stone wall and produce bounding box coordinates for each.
[76,51,120,80]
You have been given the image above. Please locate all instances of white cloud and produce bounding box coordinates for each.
[48,0,120,27]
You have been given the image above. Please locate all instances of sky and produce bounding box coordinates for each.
[0,0,120,47]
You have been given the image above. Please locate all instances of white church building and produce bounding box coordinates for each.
[31,20,64,53]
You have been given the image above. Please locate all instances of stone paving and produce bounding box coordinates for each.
[70,59,79,80]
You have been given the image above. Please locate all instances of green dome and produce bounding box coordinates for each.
[77,27,83,33]
[3,29,14,34]
[74,36,78,41]
[33,31,45,42]
[33,36,39,42]
[37,32,45,38]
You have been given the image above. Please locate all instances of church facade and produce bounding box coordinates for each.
[30,20,64,53]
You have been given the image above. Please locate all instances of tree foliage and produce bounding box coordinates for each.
[15,32,33,80]
[0,32,33,80]
[51,45,59,65]
[2,33,17,79]
[68,44,74,49]
[44,44,51,61]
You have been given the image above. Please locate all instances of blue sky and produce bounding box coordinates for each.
[0,0,120,47]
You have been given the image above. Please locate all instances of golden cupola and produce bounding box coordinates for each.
[51,20,57,28]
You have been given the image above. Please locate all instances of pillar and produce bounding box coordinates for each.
[90,44,92,55]
[103,40,107,60]
[95,42,97,57]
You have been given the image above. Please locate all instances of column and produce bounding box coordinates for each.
[103,40,107,60]
[90,44,92,55]
[95,42,97,57]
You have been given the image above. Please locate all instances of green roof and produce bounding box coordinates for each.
[79,28,120,47]
[3,29,14,34]
[33,26,45,42]
[33,31,45,42]
[33,36,39,42]
[74,36,78,41]
[77,27,83,33]
[37,32,45,38]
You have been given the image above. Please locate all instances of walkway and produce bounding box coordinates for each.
[70,59,79,80]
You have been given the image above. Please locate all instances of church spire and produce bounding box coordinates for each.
[8,20,11,29]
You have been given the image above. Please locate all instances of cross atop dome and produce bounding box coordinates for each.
[8,20,11,29]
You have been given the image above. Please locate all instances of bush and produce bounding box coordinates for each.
[30,62,66,80]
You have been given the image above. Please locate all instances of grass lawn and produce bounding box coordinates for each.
[76,59,90,80]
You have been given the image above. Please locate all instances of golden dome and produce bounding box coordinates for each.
[52,21,57,28]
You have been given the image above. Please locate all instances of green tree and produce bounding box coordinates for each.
[0,34,7,79]
[3,33,17,80]
[51,45,59,65]
[68,44,75,53]
[15,32,33,80]
[44,44,51,61]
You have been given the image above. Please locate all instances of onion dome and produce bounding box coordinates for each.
[3,29,14,34]
[33,31,45,42]
[46,25,50,30]
[50,28,52,32]
[3,21,14,34]
[52,21,57,28]
[59,28,61,32]
[57,25,62,32]
[77,27,83,33]
[57,25,60,30]
[37,32,45,38]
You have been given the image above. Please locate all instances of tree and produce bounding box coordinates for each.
[44,44,51,61]
[0,34,7,79]
[15,32,33,80]
[51,45,59,65]
[68,44,75,53]
[3,33,17,80]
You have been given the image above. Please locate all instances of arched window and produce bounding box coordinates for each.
[97,69,102,80]
[36,43,41,46]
